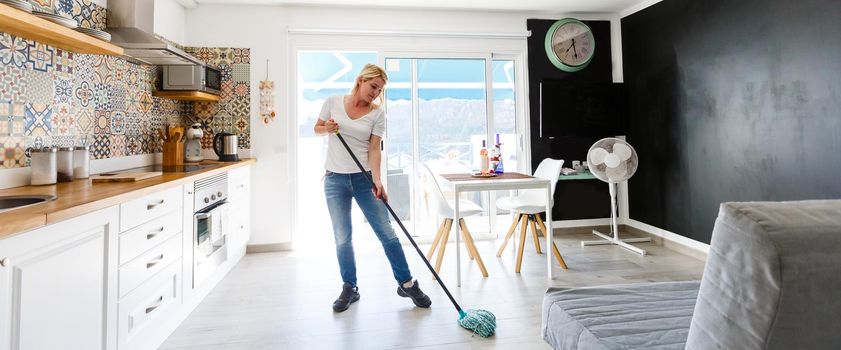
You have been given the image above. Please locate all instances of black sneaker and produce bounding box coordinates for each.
[397,280,432,308]
[332,282,360,312]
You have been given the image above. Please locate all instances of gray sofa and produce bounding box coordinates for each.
[542,200,841,349]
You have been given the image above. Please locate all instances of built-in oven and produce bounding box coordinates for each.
[193,173,228,288]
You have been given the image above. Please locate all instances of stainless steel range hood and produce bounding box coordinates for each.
[105,0,201,66]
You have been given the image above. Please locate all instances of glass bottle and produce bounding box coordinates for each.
[480,140,489,174]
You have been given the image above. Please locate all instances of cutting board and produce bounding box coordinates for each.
[91,172,163,183]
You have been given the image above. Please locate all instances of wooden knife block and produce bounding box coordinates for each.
[162,140,184,166]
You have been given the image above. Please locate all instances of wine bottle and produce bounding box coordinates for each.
[480,140,489,174]
[494,134,504,173]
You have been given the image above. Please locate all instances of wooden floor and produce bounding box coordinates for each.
[160,229,705,349]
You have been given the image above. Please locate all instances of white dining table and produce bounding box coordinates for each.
[438,172,556,286]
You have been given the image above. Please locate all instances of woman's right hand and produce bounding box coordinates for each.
[325,118,339,134]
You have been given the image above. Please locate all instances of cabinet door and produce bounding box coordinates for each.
[0,207,119,350]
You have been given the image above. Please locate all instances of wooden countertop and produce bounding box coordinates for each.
[0,159,256,239]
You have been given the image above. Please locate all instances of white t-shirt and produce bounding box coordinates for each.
[318,95,386,173]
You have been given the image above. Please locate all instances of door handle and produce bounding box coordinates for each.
[147,200,165,210]
[146,227,165,240]
[145,296,164,314]
[146,254,165,269]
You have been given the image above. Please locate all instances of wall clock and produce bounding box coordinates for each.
[544,18,595,72]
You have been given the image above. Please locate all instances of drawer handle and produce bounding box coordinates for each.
[145,296,164,314]
[146,254,164,269]
[0,257,8,267]
[146,227,165,240]
[147,200,165,210]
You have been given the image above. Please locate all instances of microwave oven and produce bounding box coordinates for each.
[161,64,222,94]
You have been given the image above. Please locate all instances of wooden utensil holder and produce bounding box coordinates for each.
[162,140,184,166]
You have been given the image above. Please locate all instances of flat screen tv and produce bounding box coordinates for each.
[539,81,628,162]
[539,81,627,139]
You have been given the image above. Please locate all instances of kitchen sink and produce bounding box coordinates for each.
[0,195,57,213]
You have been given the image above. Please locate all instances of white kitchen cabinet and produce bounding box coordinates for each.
[227,166,251,258]
[0,206,119,350]
[116,259,182,350]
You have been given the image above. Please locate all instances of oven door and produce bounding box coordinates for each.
[193,202,229,287]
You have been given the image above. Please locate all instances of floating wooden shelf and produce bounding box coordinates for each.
[152,90,222,102]
[0,4,123,56]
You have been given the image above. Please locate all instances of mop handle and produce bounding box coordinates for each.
[335,132,463,314]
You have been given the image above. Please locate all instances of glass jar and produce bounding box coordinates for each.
[30,147,57,185]
[57,147,74,182]
[73,145,90,179]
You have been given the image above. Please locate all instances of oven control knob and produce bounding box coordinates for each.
[204,197,210,204]
[217,191,223,197]
[211,194,217,200]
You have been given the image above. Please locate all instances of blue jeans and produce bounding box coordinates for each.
[324,171,413,287]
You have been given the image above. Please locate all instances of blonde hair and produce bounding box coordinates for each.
[351,63,388,108]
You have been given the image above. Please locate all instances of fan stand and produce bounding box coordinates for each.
[581,182,650,256]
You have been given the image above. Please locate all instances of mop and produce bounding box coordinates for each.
[335,132,497,338]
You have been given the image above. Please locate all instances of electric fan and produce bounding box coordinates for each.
[581,137,651,256]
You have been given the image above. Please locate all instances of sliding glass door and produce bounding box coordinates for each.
[383,56,520,239]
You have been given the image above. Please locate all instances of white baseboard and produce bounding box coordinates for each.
[246,242,292,253]
[625,218,709,255]
[550,217,709,258]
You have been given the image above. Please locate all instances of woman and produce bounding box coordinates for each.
[314,64,432,312]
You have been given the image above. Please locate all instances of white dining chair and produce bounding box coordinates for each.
[495,158,568,273]
[421,164,489,277]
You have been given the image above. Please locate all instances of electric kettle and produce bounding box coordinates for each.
[213,132,239,161]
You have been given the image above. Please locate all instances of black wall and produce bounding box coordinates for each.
[527,19,618,220]
[622,0,841,243]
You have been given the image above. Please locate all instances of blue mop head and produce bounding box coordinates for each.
[458,309,497,337]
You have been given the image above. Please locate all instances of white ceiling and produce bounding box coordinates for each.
[191,0,651,14]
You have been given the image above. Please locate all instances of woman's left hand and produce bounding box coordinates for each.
[372,180,388,202]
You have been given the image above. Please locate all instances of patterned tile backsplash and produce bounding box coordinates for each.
[0,2,252,170]
[184,47,251,149]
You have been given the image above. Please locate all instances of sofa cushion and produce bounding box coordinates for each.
[686,200,841,350]
[542,280,700,350]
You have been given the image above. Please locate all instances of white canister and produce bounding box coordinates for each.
[73,145,90,179]
[30,147,57,186]
[57,147,74,182]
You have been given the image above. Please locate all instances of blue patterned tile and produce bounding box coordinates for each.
[26,41,54,73]
[53,75,73,104]
[0,34,29,69]
[24,103,52,137]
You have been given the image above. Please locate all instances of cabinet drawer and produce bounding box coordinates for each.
[119,211,182,265]
[119,235,182,297]
[120,186,182,232]
[118,260,181,350]
[227,166,250,205]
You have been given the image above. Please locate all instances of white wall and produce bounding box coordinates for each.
[183,4,618,246]
[153,0,187,44]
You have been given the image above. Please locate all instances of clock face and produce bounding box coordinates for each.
[545,19,595,72]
